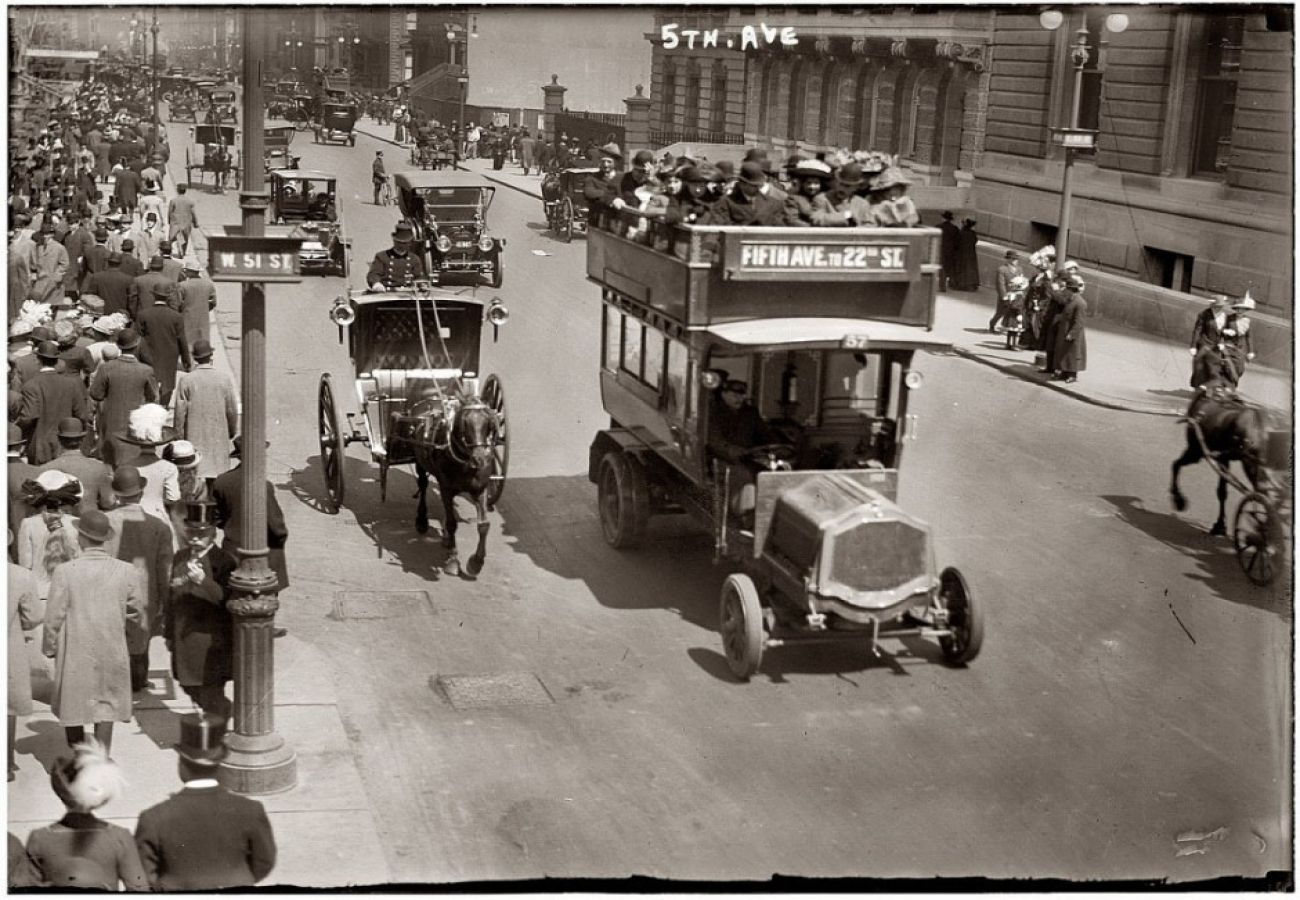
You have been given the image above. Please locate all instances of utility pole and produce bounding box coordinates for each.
[219,5,298,796]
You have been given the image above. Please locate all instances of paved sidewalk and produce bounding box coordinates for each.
[439,154,1292,420]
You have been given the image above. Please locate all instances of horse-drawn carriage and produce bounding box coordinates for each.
[313,101,358,146]
[585,210,982,680]
[541,166,599,242]
[410,135,456,170]
[318,284,511,575]
[185,124,240,191]
[395,172,505,288]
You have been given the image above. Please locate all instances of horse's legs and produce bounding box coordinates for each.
[1169,433,1202,512]
[438,476,461,576]
[465,495,490,577]
[415,464,429,534]
[1211,474,1229,536]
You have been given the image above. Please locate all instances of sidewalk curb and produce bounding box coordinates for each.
[949,346,1181,418]
[353,123,467,172]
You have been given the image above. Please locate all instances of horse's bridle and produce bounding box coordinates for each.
[445,400,499,466]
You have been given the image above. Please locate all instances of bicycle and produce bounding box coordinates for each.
[376,176,393,207]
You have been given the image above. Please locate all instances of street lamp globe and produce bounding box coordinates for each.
[1038,10,1064,31]
[1105,13,1130,34]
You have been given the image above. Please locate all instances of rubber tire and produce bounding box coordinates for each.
[1234,492,1278,586]
[482,374,508,510]
[490,250,503,289]
[560,197,574,243]
[597,451,649,549]
[938,566,983,665]
[719,573,764,681]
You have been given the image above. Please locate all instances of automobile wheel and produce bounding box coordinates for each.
[719,573,764,681]
[938,566,982,665]
[597,451,649,549]
[490,250,504,289]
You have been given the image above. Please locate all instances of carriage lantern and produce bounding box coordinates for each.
[487,297,509,341]
[329,296,356,327]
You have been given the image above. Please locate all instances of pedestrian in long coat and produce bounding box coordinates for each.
[176,262,216,349]
[36,418,115,515]
[42,511,146,752]
[1053,275,1088,382]
[130,261,176,321]
[112,166,141,216]
[29,227,70,304]
[136,288,192,404]
[89,330,159,467]
[938,211,960,292]
[952,218,981,291]
[104,466,174,693]
[84,254,134,319]
[519,130,536,176]
[174,341,238,481]
[18,343,91,466]
[166,508,236,720]
[9,548,42,778]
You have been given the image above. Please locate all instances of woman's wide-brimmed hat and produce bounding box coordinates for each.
[163,439,202,469]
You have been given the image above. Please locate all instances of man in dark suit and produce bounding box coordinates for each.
[84,251,135,319]
[135,714,277,890]
[79,227,112,294]
[118,240,145,278]
[17,342,91,465]
[700,162,803,227]
[89,329,159,467]
[35,418,114,514]
[7,425,39,559]
[137,284,192,404]
[130,256,177,322]
[938,210,960,293]
[211,437,289,638]
[990,250,1023,333]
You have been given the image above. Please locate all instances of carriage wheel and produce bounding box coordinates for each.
[597,451,649,549]
[318,373,346,513]
[490,250,504,289]
[1234,492,1279,586]
[719,573,765,681]
[482,374,509,510]
[560,197,574,243]
[937,566,982,665]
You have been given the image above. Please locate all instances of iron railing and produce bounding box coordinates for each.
[650,128,744,147]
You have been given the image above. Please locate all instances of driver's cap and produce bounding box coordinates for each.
[723,379,748,393]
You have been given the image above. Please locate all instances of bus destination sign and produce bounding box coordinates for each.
[738,242,907,273]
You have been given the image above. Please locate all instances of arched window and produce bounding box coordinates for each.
[710,59,728,133]
[757,55,778,136]
[818,60,842,147]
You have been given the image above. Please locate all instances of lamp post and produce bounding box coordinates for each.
[1040,10,1127,273]
[150,9,159,130]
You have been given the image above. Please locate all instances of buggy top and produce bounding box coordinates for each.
[336,287,491,384]
[394,172,496,227]
[193,124,237,145]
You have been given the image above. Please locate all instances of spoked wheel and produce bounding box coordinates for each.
[937,566,982,665]
[560,197,574,243]
[597,451,649,549]
[490,250,504,289]
[1234,492,1279,586]
[318,373,346,513]
[719,573,765,681]
[482,374,509,510]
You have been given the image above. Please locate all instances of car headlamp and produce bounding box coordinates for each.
[435,235,452,253]
[478,235,495,253]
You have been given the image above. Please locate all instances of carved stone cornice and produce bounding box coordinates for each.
[935,40,989,73]
[891,38,909,59]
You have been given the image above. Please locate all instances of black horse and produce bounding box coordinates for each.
[393,392,501,577]
[1170,378,1267,536]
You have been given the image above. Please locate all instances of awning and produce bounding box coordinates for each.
[698,318,953,352]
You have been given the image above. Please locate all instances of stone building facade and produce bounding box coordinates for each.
[645,5,1292,343]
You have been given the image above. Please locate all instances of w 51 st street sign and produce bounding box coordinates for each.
[208,235,304,283]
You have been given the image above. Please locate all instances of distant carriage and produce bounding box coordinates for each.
[185,124,240,190]
[541,166,599,243]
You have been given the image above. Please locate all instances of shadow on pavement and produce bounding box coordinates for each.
[1148,387,1196,402]
[14,720,66,775]
[1099,494,1286,615]
[286,454,453,578]
[496,474,723,632]
[687,640,935,685]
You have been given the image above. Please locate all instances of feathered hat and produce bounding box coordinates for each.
[50,739,125,813]
[121,403,175,447]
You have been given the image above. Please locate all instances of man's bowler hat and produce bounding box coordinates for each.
[392,222,415,241]
[116,328,141,350]
[74,509,114,543]
[56,417,86,439]
[111,465,148,498]
[192,339,214,360]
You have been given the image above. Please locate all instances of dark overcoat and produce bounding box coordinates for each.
[166,545,236,687]
[1053,292,1088,374]
[89,354,159,466]
[136,302,192,398]
[84,267,135,319]
[135,786,276,890]
[212,466,289,590]
[37,449,114,515]
[18,370,91,465]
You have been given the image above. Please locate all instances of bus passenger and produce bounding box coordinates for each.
[700,162,804,228]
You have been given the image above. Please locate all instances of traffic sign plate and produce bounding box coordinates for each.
[208,235,304,282]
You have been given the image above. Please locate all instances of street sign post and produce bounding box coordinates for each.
[207,235,304,283]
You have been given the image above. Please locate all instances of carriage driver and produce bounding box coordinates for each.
[707,377,777,521]
[367,222,427,291]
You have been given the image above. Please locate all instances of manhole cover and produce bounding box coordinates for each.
[432,672,555,710]
[331,591,431,620]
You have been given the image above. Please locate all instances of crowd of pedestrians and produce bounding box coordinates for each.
[8,61,286,891]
